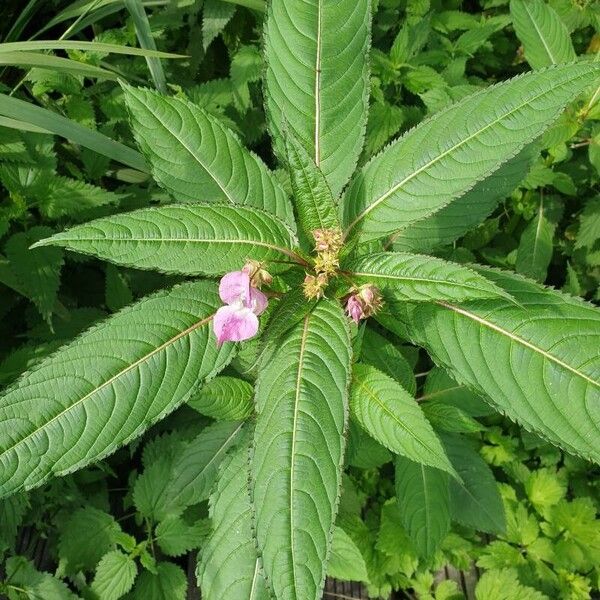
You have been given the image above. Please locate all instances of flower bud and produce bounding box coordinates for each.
[242,259,273,287]
[303,273,328,299]
[344,284,383,323]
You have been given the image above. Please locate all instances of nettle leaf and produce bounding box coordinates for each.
[344,252,510,302]
[264,0,371,197]
[34,204,299,276]
[391,146,536,253]
[130,562,187,600]
[198,437,269,600]
[91,550,138,600]
[383,268,600,464]
[155,515,208,557]
[350,364,456,477]
[4,556,77,600]
[510,0,575,69]
[203,0,236,50]
[327,526,369,583]
[4,226,63,324]
[251,299,352,600]
[341,62,600,243]
[0,280,233,497]
[284,131,340,238]
[122,85,295,226]
[443,434,506,534]
[395,456,451,559]
[188,376,254,421]
[58,507,123,574]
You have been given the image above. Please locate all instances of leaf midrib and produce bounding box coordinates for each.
[437,301,600,389]
[44,236,299,261]
[521,1,558,65]
[289,314,311,590]
[314,0,323,166]
[0,314,214,462]
[349,270,491,293]
[343,71,588,238]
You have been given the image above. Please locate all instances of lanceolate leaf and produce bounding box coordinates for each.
[395,456,451,559]
[198,437,269,600]
[341,63,600,243]
[391,146,536,252]
[350,364,456,477]
[188,376,254,421]
[166,420,244,511]
[510,0,575,69]
[327,527,368,582]
[443,434,506,534]
[251,299,352,600]
[284,132,340,238]
[0,280,234,497]
[264,0,371,197]
[381,269,600,464]
[344,252,510,302]
[515,197,558,283]
[33,204,300,276]
[122,85,294,226]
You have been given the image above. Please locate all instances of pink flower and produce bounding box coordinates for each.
[213,271,268,345]
[346,295,364,323]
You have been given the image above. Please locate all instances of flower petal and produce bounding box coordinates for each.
[219,271,250,305]
[249,287,268,315]
[213,305,259,345]
[346,296,364,323]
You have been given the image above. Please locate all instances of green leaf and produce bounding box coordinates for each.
[421,367,493,417]
[130,562,187,600]
[515,198,557,282]
[284,131,340,239]
[33,204,299,276]
[251,299,352,600]
[0,93,147,172]
[203,0,236,50]
[475,568,549,600]
[188,376,254,421]
[360,328,416,396]
[0,280,234,497]
[575,196,600,250]
[36,176,123,221]
[58,507,122,574]
[421,401,484,433]
[0,40,183,58]
[4,226,63,324]
[0,51,118,79]
[134,421,243,520]
[124,0,167,94]
[395,456,451,559]
[166,420,244,513]
[341,63,600,243]
[122,85,294,226]
[198,438,269,600]
[155,515,208,557]
[350,364,456,477]
[344,252,510,302]
[0,494,28,554]
[382,268,600,464]
[346,419,392,469]
[364,101,405,157]
[391,146,536,253]
[443,434,506,534]
[510,0,575,69]
[327,526,369,583]
[91,550,138,600]
[105,264,133,312]
[4,556,77,600]
[264,0,371,196]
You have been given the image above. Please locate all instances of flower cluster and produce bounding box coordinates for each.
[344,284,383,323]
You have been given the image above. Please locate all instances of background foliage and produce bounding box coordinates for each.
[0,0,599,599]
